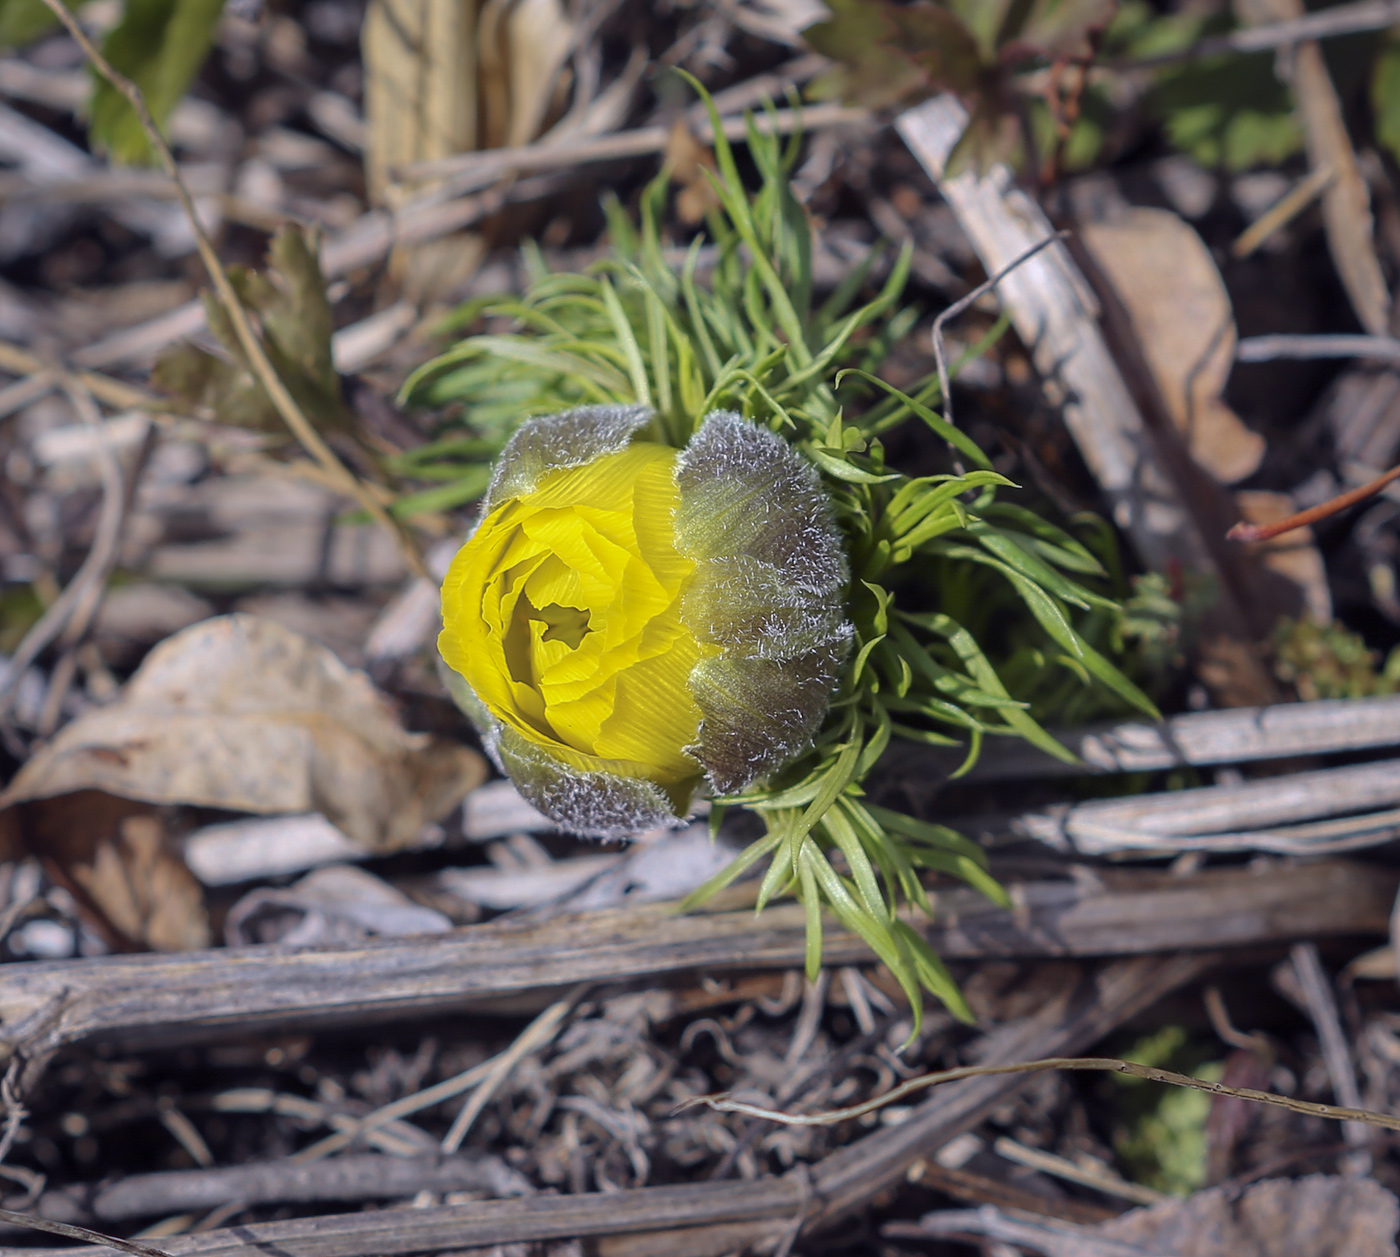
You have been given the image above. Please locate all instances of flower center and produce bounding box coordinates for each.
[529,600,591,650]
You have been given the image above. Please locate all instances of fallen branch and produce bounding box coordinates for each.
[0,1207,169,1257]
[0,956,1208,1257]
[0,862,1384,1059]
[1237,332,1400,363]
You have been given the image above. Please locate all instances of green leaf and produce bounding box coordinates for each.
[806,447,901,484]
[798,848,823,981]
[836,370,993,471]
[89,0,227,164]
[0,0,82,47]
[895,921,974,1024]
[389,468,492,517]
[819,807,888,919]
[802,0,930,110]
[904,611,1078,764]
[153,225,353,439]
[599,276,651,408]
[1376,38,1400,167]
[965,521,1116,611]
[678,828,783,913]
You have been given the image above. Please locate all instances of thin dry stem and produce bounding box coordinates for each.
[1228,460,1400,541]
[32,0,427,581]
[678,1054,1400,1133]
[0,379,131,720]
[931,230,1069,438]
[441,986,583,1153]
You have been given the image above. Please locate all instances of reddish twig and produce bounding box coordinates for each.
[1227,462,1400,542]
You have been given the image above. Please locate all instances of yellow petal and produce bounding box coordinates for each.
[439,441,712,792]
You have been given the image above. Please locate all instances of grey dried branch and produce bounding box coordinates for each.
[0,341,155,412]
[0,1207,170,1257]
[1237,333,1400,364]
[935,691,1400,779]
[0,862,1383,1060]
[0,957,1207,1257]
[30,0,427,581]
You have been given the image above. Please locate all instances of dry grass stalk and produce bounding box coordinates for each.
[31,0,427,581]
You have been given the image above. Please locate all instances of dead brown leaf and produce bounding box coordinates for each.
[1102,1174,1398,1257]
[665,120,720,226]
[1080,207,1265,485]
[18,792,209,951]
[1,614,486,854]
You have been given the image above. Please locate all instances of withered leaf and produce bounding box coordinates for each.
[153,225,353,437]
[0,614,486,854]
[17,793,210,952]
[1080,207,1265,485]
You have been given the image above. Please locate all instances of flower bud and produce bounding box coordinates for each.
[439,406,850,838]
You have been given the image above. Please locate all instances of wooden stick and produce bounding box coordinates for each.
[916,691,1400,780]
[0,862,1384,1060]
[0,956,1210,1257]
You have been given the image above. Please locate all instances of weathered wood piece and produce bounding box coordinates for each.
[29,1153,527,1224]
[0,863,1385,1057]
[1,954,1209,1257]
[919,693,1400,780]
[1021,759,1400,855]
[895,96,1209,575]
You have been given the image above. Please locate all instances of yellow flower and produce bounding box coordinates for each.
[440,441,709,811]
[439,405,851,838]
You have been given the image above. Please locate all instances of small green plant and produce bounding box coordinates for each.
[402,90,1154,1029]
[1111,1024,1222,1195]
[1272,616,1400,701]
[1,0,225,163]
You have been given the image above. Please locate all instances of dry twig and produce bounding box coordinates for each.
[0,381,133,722]
[440,987,582,1153]
[679,1054,1400,1134]
[928,230,1068,437]
[31,0,427,581]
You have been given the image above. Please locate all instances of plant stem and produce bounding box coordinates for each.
[34,0,427,581]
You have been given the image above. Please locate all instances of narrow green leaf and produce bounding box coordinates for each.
[807,447,902,484]
[819,808,888,919]
[835,369,993,470]
[798,844,824,981]
[388,468,493,517]
[599,277,650,407]
[896,922,974,1024]
[679,828,783,912]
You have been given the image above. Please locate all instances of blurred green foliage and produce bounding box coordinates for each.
[1111,1024,1221,1196]
[802,0,1400,175]
[0,0,225,163]
[1272,615,1400,701]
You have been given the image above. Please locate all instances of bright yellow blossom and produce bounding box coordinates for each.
[440,442,709,808]
[438,404,851,839]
